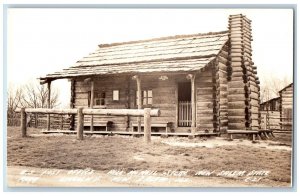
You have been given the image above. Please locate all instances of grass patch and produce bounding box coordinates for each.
[7,126,291,186]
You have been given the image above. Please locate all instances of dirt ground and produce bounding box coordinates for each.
[6,127,292,187]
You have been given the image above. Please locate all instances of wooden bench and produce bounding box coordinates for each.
[131,122,172,133]
[258,129,275,139]
[227,130,259,141]
[84,121,113,132]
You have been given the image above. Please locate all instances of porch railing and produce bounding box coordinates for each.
[178,101,192,127]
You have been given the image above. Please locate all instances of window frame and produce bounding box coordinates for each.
[93,91,106,107]
[136,89,153,107]
[112,90,120,101]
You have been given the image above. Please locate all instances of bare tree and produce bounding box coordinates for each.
[7,84,23,112]
[20,82,60,109]
[260,75,292,103]
[7,84,23,126]
[7,81,60,127]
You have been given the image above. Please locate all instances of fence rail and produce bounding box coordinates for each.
[17,107,160,143]
[260,111,292,131]
[7,113,71,130]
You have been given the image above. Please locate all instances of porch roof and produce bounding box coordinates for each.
[40,31,228,81]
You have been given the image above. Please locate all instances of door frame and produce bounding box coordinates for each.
[177,81,192,127]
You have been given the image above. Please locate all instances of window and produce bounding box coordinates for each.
[136,90,152,106]
[113,90,119,101]
[88,91,106,107]
[95,92,106,106]
[270,101,276,111]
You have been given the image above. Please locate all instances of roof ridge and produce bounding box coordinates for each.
[98,30,228,48]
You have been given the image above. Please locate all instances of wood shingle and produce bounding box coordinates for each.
[41,31,228,80]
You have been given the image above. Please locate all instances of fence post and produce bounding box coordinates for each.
[47,81,51,131]
[264,114,267,130]
[144,108,151,143]
[34,113,38,128]
[20,108,27,137]
[60,114,64,130]
[77,107,84,140]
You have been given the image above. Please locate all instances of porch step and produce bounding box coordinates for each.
[175,127,193,133]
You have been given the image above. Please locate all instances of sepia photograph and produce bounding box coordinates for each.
[4,5,294,190]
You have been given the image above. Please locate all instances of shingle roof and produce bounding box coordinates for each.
[41,31,228,80]
[260,96,280,105]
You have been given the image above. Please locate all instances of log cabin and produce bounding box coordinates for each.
[279,83,293,131]
[260,83,293,131]
[40,14,261,134]
[260,97,281,130]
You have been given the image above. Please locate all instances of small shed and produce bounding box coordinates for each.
[260,83,293,131]
[279,83,293,131]
[260,97,281,130]
[40,14,261,134]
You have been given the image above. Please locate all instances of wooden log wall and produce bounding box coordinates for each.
[74,76,129,131]
[252,63,261,129]
[196,67,214,131]
[279,84,293,131]
[211,62,219,132]
[74,75,179,132]
[128,74,176,130]
[216,45,229,133]
[280,84,293,111]
[228,14,260,130]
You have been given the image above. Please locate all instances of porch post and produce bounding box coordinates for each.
[47,81,51,131]
[187,74,196,134]
[132,75,142,133]
[69,79,75,130]
[90,80,94,132]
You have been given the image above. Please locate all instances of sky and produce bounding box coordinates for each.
[7,8,294,108]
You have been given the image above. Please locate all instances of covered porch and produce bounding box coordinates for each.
[40,69,215,134]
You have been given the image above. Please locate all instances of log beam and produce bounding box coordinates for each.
[16,108,161,117]
[83,108,160,117]
[40,79,49,85]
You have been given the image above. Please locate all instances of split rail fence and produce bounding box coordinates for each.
[16,107,160,143]
[260,111,292,133]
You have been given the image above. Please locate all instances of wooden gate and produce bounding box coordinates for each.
[178,101,192,127]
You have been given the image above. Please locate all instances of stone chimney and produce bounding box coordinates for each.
[227,14,260,130]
